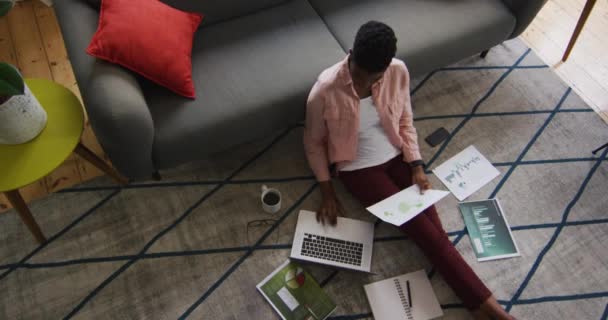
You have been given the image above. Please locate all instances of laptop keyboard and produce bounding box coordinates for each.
[301,233,363,267]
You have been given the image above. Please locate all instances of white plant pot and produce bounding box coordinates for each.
[0,83,47,145]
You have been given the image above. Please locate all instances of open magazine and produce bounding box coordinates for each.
[257,260,336,320]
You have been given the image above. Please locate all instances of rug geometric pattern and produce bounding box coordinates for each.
[1,39,607,319]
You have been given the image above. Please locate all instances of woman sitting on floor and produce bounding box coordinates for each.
[303,20,515,320]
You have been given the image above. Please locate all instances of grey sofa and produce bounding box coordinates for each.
[54,0,547,179]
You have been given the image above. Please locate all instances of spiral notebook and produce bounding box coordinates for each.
[364,270,443,320]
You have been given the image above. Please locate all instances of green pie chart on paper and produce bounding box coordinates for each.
[398,201,424,214]
[398,202,412,213]
[284,266,306,289]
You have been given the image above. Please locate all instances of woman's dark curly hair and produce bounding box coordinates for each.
[352,21,397,73]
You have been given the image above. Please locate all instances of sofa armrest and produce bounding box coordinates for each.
[54,0,99,88]
[55,0,155,179]
[84,61,156,179]
[501,0,548,38]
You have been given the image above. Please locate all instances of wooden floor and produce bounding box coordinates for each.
[1,0,607,212]
[521,0,608,123]
[0,0,108,212]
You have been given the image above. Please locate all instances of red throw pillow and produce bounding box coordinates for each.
[87,0,203,98]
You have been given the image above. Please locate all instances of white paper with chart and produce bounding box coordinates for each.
[432,146,500,201]
[366,185,449,226]
[364,270,443,320]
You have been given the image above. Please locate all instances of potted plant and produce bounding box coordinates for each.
[0,62,47,145]
[0,0,15,17]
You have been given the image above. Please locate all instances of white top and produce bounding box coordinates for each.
[340,97,401,171]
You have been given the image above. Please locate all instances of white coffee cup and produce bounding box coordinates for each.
[261,185,281,214]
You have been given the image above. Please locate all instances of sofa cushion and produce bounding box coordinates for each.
[142,0,345,169]
[80,0,288,27]
[87,0,202,98]
[307,0,516,77]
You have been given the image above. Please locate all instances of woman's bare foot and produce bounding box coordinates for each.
[472,309,492,320]
[477,295,516,320]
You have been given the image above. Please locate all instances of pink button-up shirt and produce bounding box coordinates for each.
[304,56,422,182]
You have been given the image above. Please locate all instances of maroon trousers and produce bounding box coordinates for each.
[339,155,492,310]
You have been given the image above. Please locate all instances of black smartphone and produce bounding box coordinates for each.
[425,127,450,147]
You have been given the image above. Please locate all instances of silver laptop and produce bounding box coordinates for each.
[290,210,375,272]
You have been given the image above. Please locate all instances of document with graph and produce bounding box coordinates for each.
[364,270,443,320]
[257,260,336,320]
[366,184,450,226]
[433,145,500,201]
[459,199,520,262]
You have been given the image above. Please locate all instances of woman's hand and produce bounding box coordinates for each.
[317,181,344,226]
[412,165,431,194]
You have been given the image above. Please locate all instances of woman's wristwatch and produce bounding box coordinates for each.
[409,160,425,168]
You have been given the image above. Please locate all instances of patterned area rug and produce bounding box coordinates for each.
[1,39,607,319]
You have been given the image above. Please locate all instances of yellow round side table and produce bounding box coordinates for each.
[0,79,127,244]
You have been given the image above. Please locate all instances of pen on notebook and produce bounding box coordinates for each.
[406,280,412,308]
